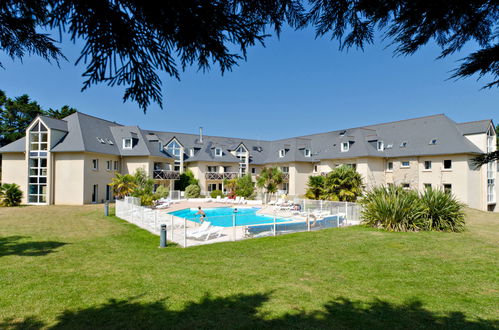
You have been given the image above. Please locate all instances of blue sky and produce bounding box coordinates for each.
[0,26,497,140]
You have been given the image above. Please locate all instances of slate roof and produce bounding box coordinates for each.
[0,112,491,162]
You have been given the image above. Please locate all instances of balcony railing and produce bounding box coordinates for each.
[153,170,180,180]
[282,173,290,181]
[320,172,329,177]
[205,172,239,180]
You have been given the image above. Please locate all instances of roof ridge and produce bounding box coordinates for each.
[457,119,492,125]
[74,112,87,151]
[75,111,123,126]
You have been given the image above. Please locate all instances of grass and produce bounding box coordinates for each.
[0,205,498,329]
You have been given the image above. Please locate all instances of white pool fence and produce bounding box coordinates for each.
[115,197,362,247]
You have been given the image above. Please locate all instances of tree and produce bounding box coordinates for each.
[235,175,255,198]
[0,90,77,147]
[1,1,496,112]
[256,167,284,201]
[472,123,499,166]
[321,166,363,202]
[0,183,23,206]
[109,173,137,199]
[305,175,325,200]
[174,169,198,191]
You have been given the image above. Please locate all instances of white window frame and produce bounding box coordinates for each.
[123,138,132,149]
[377,141,384,151]
[279,149,286,158]
[92,159,99,170]
[313,165,318,173]
[401,161,410,168]
[251,167,256,174]
[281,166,289,173]
[189,148,195,157]
[443,159,452,170]
[215,148,223,157]
[400,141,407,148]
[113,160,119,171]
[106,160,112,171]
[304,149,311,157]
[341,142,349,152]
[424,161,432,171]
[387,162,393,172]
[429,139,437,145]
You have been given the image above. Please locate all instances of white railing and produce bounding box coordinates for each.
[205,172,239,180]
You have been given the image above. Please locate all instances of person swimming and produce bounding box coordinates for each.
[195,206,206,222]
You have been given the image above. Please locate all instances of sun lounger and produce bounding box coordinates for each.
[186,221,211,236]
[189,225,224,241]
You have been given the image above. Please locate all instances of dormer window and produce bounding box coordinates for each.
[279,149,286,158]
[189,148,195,157]
[158,141,163,151]
[400,141,407,148]
[339,130,346,137]
[386,143,393,149]
[304,149,311,157]
[341,142,349,152]
[377,141,384,151]
[429,139,437,145]
[107,139,114,145]
[215,148,223,157]
[97,137,105,144]
[123,138,132,149]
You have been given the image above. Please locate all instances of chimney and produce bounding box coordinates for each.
[199,127,203,143]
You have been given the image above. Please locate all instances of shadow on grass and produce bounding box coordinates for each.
[2,293,497,329]
[0,236,67,257]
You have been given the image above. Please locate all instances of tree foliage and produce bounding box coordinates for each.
[0,89,76,147]
[185,184,201,198]
[305,166,363,202]
[0,183,23,206]
[174,169,199,191]
[235,175,255,198]
[1,1,496,112]
[256,167,284,195]
[109,173,137,199]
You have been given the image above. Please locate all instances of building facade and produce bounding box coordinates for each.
[1,112,497,212]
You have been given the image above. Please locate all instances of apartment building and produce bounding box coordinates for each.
[0,112,497,211]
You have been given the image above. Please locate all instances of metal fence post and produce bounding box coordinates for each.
[183,217,187,248]
[307,213,311,232]
[232,213,236,241]
[345,202,348,226]
[273,213,276,236]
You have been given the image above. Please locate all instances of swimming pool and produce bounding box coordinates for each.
[169,207,292,227]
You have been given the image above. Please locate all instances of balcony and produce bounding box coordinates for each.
[153,170,180,180]
[205,172,239,180]
[281,173,290,181]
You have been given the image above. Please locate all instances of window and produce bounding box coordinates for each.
[189,148,195,157]
[215,148,222,157]
[443,160,452,170]
[304,149,311,157]
[97,137,105,144]
[424,161,432,170]
[387,162,393,171]
[106,160,112,171]
[402,183,410,190]
[429,139,437,145]
[281,166,289,173]
[107,139,114,145]
[113,161,119,171]
[166,139,182,171]
[377,141,384,151]
[106,185,111,201]
[401,161,410,168]
[207,166,218,172]
[123,138,132,149]
[28,122,48,204]
[158,141,163,151]
[92,184,98,203]
[400,141,407,148]
[251,167,256,174]
[92,159,99,170]
[282,182,289,194]
[424,183,432,189]
[386,143,393,149]
[279,149,286,158]
[341,142,349,152]
[443,184,452,194]
[339,130,346,136]
[313,165,318,173]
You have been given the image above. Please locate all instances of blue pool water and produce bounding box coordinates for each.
[169,207,291,227]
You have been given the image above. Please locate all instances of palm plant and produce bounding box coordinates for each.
[361,185,427,231]
[305,175,324,199]
[0,183,23,207]
[321,166,363,202]
[109,173,137,199]
[420,187,465,232]
[256,167,283,202]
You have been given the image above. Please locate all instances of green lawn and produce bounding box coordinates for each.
[0,205,498,329]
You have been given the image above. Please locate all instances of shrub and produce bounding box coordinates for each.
[0,183,23,207]
[185,184,201,198]
[210,190,224,198]
[321,166,363,202]
[420,188,465,232]
[361,186,426,231]
[175,169,198,191]
[154,185,169,200]
[235,175,255,198]
[305,175,324,199]
[139,194,155,206]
